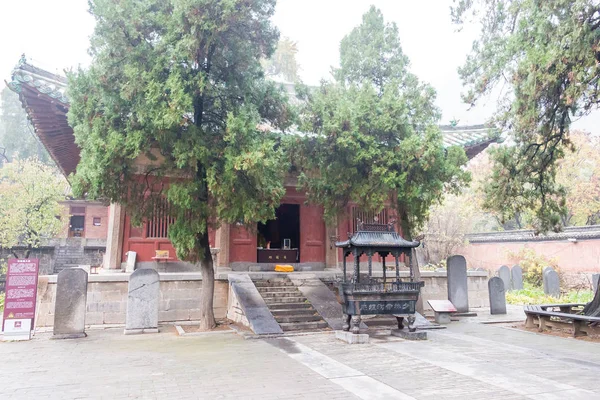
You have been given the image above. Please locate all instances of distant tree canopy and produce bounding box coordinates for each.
[0,87,50,165]
[293,6,469,238]
[0,158,66,258]
[68,0,293,330]
[262,37,300,82]
[453,0,600,233]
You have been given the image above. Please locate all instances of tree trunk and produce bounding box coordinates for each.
[198,232,216,331]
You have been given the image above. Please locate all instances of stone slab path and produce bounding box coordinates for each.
[1,318,600,399]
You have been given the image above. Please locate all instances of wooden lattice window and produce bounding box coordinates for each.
[146,198,175,238]
[70,206,86,215]
[351,207,388,233]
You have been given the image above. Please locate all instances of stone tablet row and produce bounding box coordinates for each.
[497,265,523,291]
[53,268,159,339]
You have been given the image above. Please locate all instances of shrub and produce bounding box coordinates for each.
[0,293,4,313]
[508,247,558,287]
[506,282,594,304]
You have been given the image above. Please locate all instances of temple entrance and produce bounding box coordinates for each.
[257,204,300,263]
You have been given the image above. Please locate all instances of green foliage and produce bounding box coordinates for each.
[0,293,4,313]
[0,158,66,251]
[506,282,593,305]
[453,0,600,233]
[68,0,292,262]
[0,87,51,165]
[292,6,469,236]
[508,247,559,287]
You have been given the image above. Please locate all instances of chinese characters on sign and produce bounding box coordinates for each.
[357,300,414,315]
[2,259,39,341]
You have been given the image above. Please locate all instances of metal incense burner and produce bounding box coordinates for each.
[335,220,423,334]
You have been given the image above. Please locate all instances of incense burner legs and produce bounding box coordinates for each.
[351,315,361,334]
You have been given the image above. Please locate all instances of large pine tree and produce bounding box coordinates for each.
[293,6,469,238]
[68,0,293,329]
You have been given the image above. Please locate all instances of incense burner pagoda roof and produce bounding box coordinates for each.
[336,223,420,249]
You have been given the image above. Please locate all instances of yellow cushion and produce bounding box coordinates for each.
[274,264,294,272]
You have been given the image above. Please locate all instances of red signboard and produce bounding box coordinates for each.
[2,259,39,331]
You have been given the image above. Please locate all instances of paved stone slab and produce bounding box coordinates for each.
[335,330,369,344]
[511,265,524,290]
[497,265,511,291]
[125,268,159,333]
[543,268,560,297]
[488,277,507,315]
[53,268,88,339]
[447,255,469,312]
[228,274,282,335]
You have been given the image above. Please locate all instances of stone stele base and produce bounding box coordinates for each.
[335,330,369,344]
[391,329,427,340]
[123,328,159,335]
[51,332,87,340]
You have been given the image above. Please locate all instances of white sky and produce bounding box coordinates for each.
[1,0,598,131]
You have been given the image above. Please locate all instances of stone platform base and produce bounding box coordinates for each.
[434,312,452,324]
[51,332,87,340]
[335,330,369,344]
[124,328,159,335]
[391,329,427,340]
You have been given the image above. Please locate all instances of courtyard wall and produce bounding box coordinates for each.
[35,273,228,327]
[34,270,488,328]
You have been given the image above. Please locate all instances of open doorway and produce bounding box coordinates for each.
[69,215,85,237]
[257,204,300,263]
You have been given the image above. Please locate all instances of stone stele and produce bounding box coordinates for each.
[543,268,560,297]
[125,268,160,334]
[511,265,524,291]
[497,265,512,291]
[447,255,469,313]
[488,277,507,315]
[53,268,88,339]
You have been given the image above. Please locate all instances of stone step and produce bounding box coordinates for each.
[270,308,317,317]
[267,302,314,310]
[274,315,323,324]
[259,291,303,298]
[279,321,329,332]
[253,281,295,287]
[256,286,298,293]
[263,296,308,304]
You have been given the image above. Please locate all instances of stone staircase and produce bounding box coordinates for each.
[253,277,329,332]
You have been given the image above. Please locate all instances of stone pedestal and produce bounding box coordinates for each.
[434,312,451,324]
[124,268,160,334]
[335,330,369,344]
[391,329,427,340]
[53,268,88,339]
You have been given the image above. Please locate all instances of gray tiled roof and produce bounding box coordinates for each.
[467,225,600,243]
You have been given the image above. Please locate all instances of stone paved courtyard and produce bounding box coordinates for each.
[1,319,600,399]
